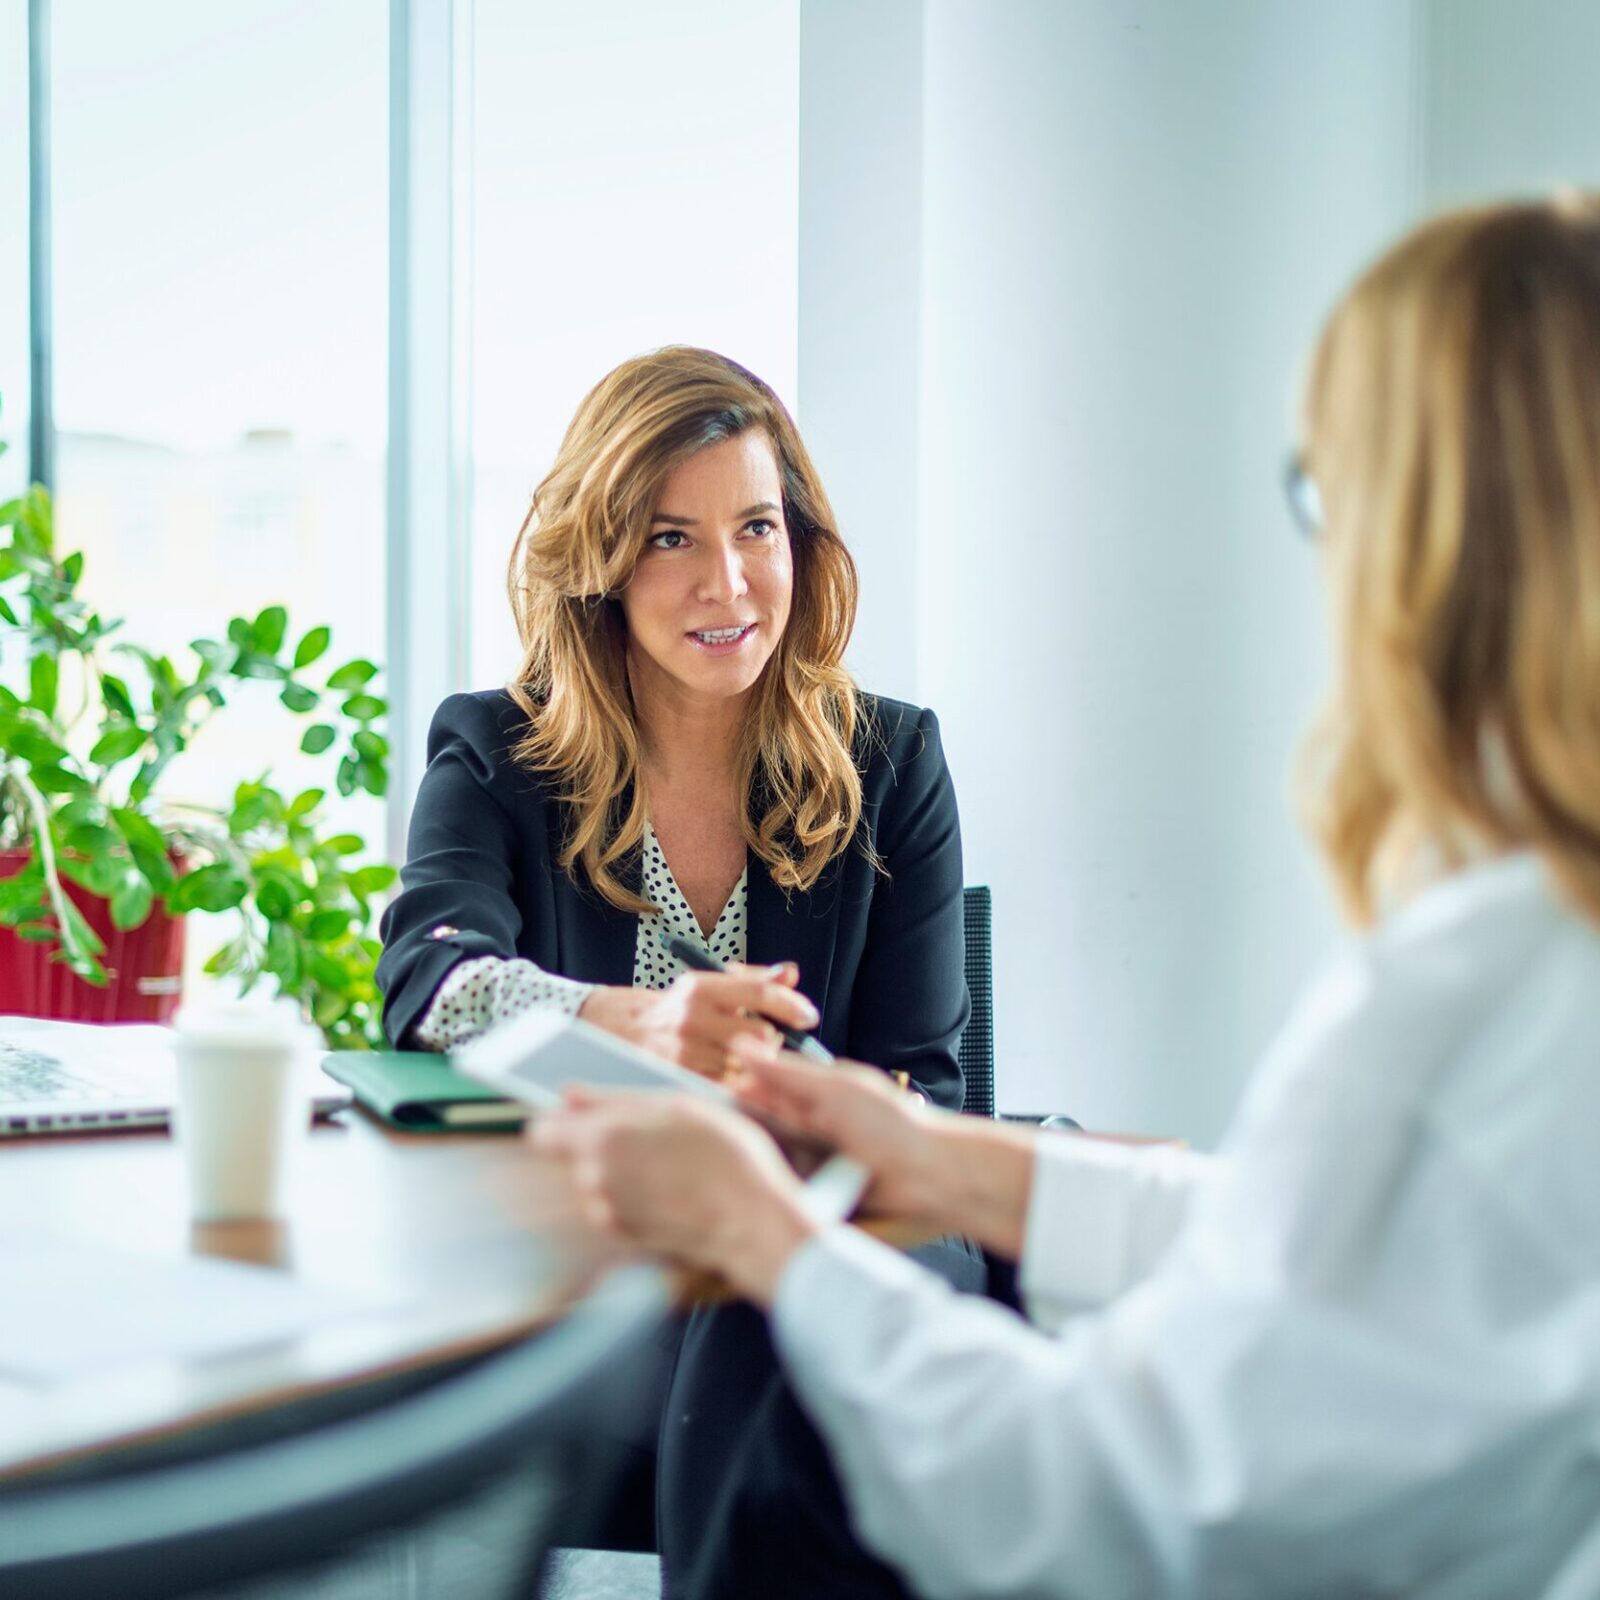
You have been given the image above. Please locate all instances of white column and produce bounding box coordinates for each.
[386,0,474,865]
[797,0,924,704]
[916,0,1418,1137]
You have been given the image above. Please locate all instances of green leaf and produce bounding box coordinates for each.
[168,863,249,914]
[323,834,364,855]
[292,626,331,669]
[266,920,303,987]
[254,875,297,920]
[28,653,58,717]
[234,653,285,681]
[0,594,17,626]
[6,726,69,764]
[100,673,137,719]
[203,937,247,976]
[55,796,107,832]
[301,723,336,755]
[311,989,348,1028]
[340,693,385,723]
[111,808,174,886]
[57,892,105,959]
[228,782,279,836]
[31,766,91,796]
[89,723,150,766]
[355,759,388,797]
[63,821,122,859]
[110,868,154,931]
[335,755,358,797]
[22,485,54,552]
[352,729,389,759]
[278,681,319,714]
[309,951,350,989]
[227,617,254,647]
[347,864,398,896]
[60,852,120,897]
[286,787,325,820]
[306,908,353,942]
[61,550,85,587]
[0,867,46,917]
[326,659,378,692]
[253,605,288,655]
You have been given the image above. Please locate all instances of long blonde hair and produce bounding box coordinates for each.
[506,346,863,913]
[1299,194,1600,926]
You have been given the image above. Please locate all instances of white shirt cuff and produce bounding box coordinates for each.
[1021,1133,1212,1328]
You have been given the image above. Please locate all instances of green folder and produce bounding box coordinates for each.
[322,1050,528,1133]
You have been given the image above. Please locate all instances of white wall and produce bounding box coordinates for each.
[909,0,1420,1140]
[1419,0,1600,205]
[799,0,1600,1142]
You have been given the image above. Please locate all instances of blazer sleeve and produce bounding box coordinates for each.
[376,693,529,1048]
[849,706,970,1110]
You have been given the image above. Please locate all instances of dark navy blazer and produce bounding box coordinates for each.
[376,688,968,1110]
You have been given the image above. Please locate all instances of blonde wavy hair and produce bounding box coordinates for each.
[506,346,864,913]
[1299,194,1600,926]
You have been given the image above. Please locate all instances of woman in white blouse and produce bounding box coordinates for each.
[535,198,1600,1598]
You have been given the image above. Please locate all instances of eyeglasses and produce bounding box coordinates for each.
[1283,452,1324,539]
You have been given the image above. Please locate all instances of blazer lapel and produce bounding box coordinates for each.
[747,851,842,1037]
[552,853,641,989]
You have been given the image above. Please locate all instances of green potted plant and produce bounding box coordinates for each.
[0,433,398,1049]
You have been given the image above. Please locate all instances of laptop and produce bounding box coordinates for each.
[0,1015,354,1137]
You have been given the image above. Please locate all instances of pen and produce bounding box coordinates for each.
[659,932,873,1221]
[659,933,835,1064]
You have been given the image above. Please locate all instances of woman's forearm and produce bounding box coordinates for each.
[903,1114,1038,1261]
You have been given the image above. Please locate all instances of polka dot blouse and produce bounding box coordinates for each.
[415,823,749,1051]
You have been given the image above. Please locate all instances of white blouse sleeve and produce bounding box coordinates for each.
[413,955,595,1050]
[1020,1134,1216,1329]
[770,865,1600,1599]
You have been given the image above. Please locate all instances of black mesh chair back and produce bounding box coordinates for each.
[0,1266,667,1600]
[959,886,995,1117]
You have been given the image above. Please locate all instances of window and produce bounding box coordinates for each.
[0,0,29,504]
[42,0,389,990]
[48,1,388,819]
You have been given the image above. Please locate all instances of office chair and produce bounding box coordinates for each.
[959,886,997,1117]
[0,1267,667,1600]
[960,886,1078,1131]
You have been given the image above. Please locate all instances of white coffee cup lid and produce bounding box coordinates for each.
[173,997,319,1051]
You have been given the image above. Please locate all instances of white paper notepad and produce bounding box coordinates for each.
[0,1234,371,1383]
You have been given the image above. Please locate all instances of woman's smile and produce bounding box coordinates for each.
[686,622,758,653]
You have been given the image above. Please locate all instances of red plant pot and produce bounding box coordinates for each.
[0,847,186,1023]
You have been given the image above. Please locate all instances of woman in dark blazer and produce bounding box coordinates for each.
[380,685,968,1102]
[377,346,978,1599]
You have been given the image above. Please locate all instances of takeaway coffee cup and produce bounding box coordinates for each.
[172,1001,318,1222]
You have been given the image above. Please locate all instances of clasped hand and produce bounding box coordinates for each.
[531,1049,940,1305]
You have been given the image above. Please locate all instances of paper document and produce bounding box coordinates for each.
[0,1233,376,1383]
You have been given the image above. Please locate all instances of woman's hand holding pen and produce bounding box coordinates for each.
[579,962,819,1081]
